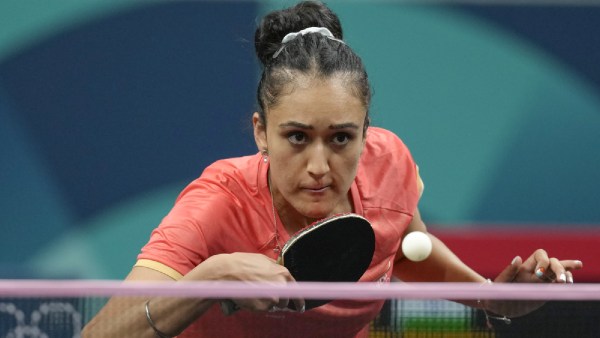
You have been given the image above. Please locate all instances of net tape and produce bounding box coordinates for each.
[0,280,598,300]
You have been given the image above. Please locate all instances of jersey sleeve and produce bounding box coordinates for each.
[136,164,245,278]
[358,127,421,216]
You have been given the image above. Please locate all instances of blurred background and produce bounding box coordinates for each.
[1,0,599,281]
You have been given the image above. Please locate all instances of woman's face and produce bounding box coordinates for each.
[254,76,367,223]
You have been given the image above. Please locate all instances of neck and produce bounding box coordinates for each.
[270,186,313,235]
[278,206,317,235]
[269,186,354,236]
[266,171,354,235]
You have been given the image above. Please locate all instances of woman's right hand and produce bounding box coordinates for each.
[194,253,305,312]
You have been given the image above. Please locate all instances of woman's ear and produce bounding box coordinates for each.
[360,116,369,154]
[253,112,267,152]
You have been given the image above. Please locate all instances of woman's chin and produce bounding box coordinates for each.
[300,207,333,220]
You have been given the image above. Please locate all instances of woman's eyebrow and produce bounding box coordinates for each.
[329,123,359,130]
[279,121,312,129]
[278,121,359,130]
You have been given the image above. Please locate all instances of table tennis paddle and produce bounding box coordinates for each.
[221,213,375,314]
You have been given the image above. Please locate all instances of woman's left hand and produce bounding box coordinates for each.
[494,249,583,284]
[484,249,583,318]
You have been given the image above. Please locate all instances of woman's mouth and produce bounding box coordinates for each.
[303,185,330,193]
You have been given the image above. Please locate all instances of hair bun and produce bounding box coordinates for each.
[255,1,343,65]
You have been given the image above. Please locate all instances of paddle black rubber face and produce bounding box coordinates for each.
[281,214,375,310]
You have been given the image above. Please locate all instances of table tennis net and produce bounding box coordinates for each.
[0,281,598,337]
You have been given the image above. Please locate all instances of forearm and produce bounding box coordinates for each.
[82,296,216,338]
[83,254,230,337]
[393,234,486,308]
[394,234,484,282]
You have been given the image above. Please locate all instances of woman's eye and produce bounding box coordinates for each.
[332,133,351,146]
[287,132,307,145]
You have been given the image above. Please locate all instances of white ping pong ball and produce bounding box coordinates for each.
[401,231,432,262]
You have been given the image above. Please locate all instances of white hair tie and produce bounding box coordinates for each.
[273,27,344,59]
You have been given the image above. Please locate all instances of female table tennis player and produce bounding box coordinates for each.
[83,1,583,337]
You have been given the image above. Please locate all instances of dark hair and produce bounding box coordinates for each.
[254,1,371,130]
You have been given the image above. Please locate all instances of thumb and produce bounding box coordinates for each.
[493,256,521,283]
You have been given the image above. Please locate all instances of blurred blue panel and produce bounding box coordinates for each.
[0,2,259,221]
[473,81,600,223]
[458,5,600,223]
[462,6,600,94]
[0,89,72,266]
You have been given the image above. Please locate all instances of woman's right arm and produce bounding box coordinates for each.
[82,259,216,338]
[82,253,298,337]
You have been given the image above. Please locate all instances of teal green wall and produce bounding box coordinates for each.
[0,1,145,62]
[333,3,600,224]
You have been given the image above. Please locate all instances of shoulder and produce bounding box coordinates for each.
[362,127,413,165]
[200,154,261,185]
[162,153,265,230]
[178,154,262,201]
[356,127,419,214]
[364,127,409,154]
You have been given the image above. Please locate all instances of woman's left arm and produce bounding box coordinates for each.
[393,208,583,313]
[393,208,488,286]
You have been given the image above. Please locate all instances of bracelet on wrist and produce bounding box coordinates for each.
[145,299,174,338]
[477,279,511,329]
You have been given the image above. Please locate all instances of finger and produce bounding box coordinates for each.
[260,298,276,312]
[561,259,583,271]
[534,267,556,283]
[277,297,290,310]
[290,297,306,313]
[533,249,550,280]
[548,257,566,283]
[494,256,522,283]
[565,270,574,284]
[281,270,305,312]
